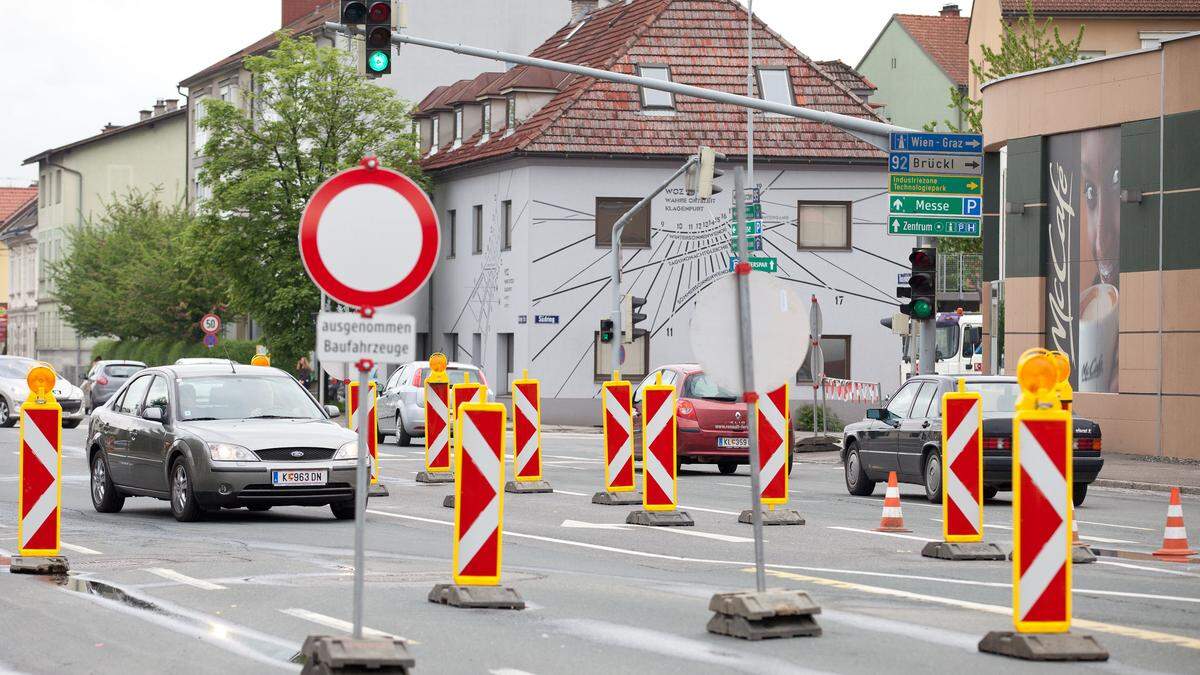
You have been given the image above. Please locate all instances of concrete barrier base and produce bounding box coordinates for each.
[625,510,694,527]
[427,584,525,610]
[706,589,822,640]
[9,556,69,575]
[921,541,1007,561]
[739,509,805,526]
[505,480,553,494]
[442,495,455,508]
[368,483,390,498]
[1008,547,1096,564]
[978,631,1108,661]
[591,490,642,505]
[299,635,413,674]
[415,471,454,484]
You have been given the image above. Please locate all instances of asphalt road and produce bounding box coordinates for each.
[1,422,1198,674]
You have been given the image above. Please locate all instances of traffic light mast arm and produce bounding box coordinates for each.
[323,22,914,150]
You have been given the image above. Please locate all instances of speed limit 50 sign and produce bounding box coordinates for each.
[200,314,221,335]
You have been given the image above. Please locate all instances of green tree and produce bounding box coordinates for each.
[53,191,225,341]
[197,34,424,362]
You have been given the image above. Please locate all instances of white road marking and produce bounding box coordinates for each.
[848,496,940,510]
[1096,560,1200,577]
[489,669,537,675]
[552,489,590,497]
[560,518,756,543]
[544,454,602,462]
[279,608,404,641]
[1074,588,1200,604]
[1078,534,1138,544]
[679,504,741,516]
[144,568,227,590]
[61,542,102,555]
[379,457,422,461]
[560,519,628,531]
[717,482,748,488]
[827,526,937,542]
[1077,519,1155,532]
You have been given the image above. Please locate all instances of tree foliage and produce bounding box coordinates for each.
[52,191,225,341]
[197,34,424,361]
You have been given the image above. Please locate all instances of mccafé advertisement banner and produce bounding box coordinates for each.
[1045,127,1121,393]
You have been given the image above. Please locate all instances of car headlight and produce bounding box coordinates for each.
[207,443,258,462]
[333,441,359,460]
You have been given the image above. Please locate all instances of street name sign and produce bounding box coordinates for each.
[728,256,777,273]
[889,152,982,176]
[890,132,983,154]
[888,131,984,239]
[316,312,415,364]
[889,195,981,217]
[889,174,982,196]
[888,215,981,238]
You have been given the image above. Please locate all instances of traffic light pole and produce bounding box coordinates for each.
[917,236,937,374]
[608,156,699,377]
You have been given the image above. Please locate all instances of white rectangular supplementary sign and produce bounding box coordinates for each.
[316,312,415,364]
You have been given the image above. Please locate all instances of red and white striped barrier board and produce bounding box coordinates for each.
[452,400,507,585]
[822,378,881,404]
[640,380,677,511]
[602,377,635,492]
[1012,409,1073,633]
[942,390,983,542]
[757,384,789,505]
[19,404,62,556]
[452,381,485,420]
[348,381,379,484]
[511,376,542,482]
[424,379,451,473]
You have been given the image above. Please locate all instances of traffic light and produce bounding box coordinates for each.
[341,1,368,24]
[621,295,647,344]
[364,1,392,77]
[900,247,937,320]
[600,318,615,344]
[685,146,724,198]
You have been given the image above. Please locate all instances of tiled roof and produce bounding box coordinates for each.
[180,2,339,86]
[1002,0,1200,14]
[894,13,970,86]
[0,188,37,223]
[421,0,885,172]
[815,60,877,94]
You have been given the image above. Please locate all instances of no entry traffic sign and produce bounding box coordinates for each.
[299,158,439,309]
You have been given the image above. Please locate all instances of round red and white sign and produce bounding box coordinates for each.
[299,160,440,309]
[200,313,221,335]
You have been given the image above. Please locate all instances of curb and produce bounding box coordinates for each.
[1093,479,1200,496]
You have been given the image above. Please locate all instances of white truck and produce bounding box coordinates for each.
[891,311,984,378]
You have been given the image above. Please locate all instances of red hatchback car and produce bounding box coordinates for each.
[632,364,792,475]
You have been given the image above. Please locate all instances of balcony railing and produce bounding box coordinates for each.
[938,253,982,295]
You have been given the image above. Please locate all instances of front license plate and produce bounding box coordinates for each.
[271,469,328,486]
[717,437,749,448]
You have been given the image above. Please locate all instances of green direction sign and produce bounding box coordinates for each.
[888,195,981,217]
[887,215,980,238]
[731,203,762,220]
[889,174,982,196]
[728,256,777,273]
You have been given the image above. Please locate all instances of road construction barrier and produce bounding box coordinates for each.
[640,373,677,511]
[601,372,635,493]
[451,395,507,585]
[876,471,909,532]
[757,384,790,505]
[821,378,881,405]
[425,378,451,473]
[451,374,485,422]
[1153,487,1196,561]
[942,383,983,542]
[348,380,379,484]
[18,366,63,557]
[511,371,543,482]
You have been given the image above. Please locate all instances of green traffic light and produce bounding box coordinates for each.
[367,50,390,73]
[912,299,934,319]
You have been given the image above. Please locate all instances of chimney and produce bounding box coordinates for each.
[164,98,179,112]
[153,99,166,117]
[570,0,599,25]
[139,110,152,121]
[102,123,120,133]
[282,0,324,28]
[940,4,961,17]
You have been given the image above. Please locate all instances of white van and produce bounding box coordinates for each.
[898,312,983,378]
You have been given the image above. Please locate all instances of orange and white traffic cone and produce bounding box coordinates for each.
[876,471,910,533]
[1153,487,1197,561]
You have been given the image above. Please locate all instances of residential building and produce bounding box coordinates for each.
[413,0,909,423]
[968,0,1200,97]
[22,103,187,380]
[0,186,38,354]
[0,192,39,358]
[858,4,970,129]
[814,60,878,106]
[979,32,1200,459]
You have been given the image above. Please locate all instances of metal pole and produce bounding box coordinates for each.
[917,236,937,374]
[610,158,698,377]
[325,23,910,150]
[820,380,828,435]
[352,365,370,639]
[733,167,767,593]
[746,0,755,190]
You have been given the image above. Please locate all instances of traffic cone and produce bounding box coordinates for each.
[1153,488,1197,561]
[876,471,910,533]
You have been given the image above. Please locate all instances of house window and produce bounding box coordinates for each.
[501,200,513,250]
[472,204,483,254]
[506,95,516,131]
[797,336,851,382]
[481,102,491,140]
[429,116,440,154]
[453,106,463,146]
[756,67,794,107]
[411,120,419,149]
[39,174,46,206]
[595,197,650,248]
[1077,50,1106,60]
[444,333,459,361]
[1140,31,1189,49]
[637,65,674,109]
[55,170,62,204]
[194,99,209,157]
[797,201,851,250]
[446,209,456,258]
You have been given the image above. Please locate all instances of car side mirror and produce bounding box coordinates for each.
[325,405,342,419]
[142,406,165,423]
[866,408,886,421]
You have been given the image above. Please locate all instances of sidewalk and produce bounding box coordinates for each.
[1095,453,1200,495]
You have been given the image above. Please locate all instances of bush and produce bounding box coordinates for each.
[92,338,266,367]
[92,339,119,361]
[165,340,189,365]
[794,404,844,433]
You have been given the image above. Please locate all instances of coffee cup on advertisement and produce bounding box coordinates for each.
[1078,283,1119,392]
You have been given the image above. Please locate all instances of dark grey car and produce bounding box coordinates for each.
[87,363,361,521]
[82,360,146,412]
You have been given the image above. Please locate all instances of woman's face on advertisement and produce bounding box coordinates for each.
[1081,130,1120,285]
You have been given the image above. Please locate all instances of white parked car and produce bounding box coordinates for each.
[377,360,491,446]
[0,356,86,429]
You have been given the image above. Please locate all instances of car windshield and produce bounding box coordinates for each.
[419,367,484,386]
[964,381,1021,413]
[105,365,142,378]
[0,359,36,379]
[683,373,738,401]
[177,375,323,421]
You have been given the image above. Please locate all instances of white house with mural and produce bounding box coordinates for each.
[412,0,909,422]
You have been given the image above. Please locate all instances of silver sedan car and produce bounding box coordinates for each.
[377,360,491,446]
[0,356,86,429]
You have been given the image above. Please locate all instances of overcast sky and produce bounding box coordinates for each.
[0,0,956,184]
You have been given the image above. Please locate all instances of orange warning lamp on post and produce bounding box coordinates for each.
[1015,348,1059,411]
[250,354,271,367]
[428,352,449,383]
[1049,350,1073,411]
[26,364,57,405]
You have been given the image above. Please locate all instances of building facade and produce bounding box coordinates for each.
[0,194,38,358]
[980,32,1200,459]
[414,0,909,423]
[22,104,187,380]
